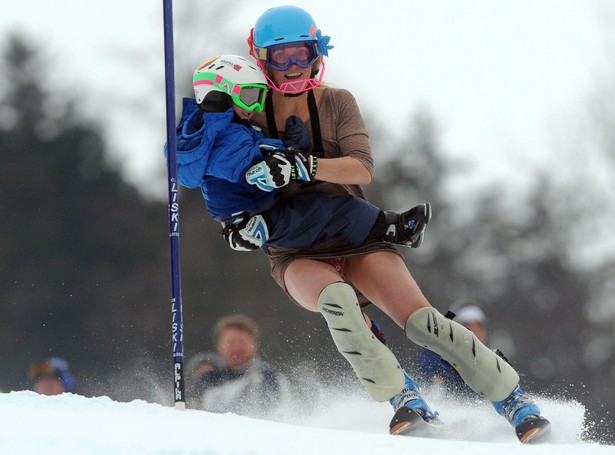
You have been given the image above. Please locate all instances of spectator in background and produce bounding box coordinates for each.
[28,357,75,396]
[416,301,488,397]
[186,314,290,417]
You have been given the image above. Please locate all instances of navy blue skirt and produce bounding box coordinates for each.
[266,194,380,250]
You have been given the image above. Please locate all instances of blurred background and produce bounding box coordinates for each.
[1,0,614,444]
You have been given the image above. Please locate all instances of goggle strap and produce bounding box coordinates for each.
[253,46,268,61]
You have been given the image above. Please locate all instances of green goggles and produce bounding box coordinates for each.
[231,84,268,112]
[193,72,269,113]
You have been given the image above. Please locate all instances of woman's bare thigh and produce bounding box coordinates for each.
[284,259,343,312]
[345,251,431,327]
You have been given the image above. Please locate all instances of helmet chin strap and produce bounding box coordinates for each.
[264,61,326,95]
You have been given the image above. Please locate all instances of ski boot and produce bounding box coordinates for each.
[381,202,431,248]
[389,370,440,435]
[492,386,551,443]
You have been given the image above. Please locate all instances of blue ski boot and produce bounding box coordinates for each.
[389,370,440,435]
[492,386,551,443]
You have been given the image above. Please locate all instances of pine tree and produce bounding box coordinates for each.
[0,34,169,395]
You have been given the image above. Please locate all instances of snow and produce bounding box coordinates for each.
[1,387,612,454]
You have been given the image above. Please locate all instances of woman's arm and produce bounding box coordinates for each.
[313,155,371,185]
[314,88,373,185]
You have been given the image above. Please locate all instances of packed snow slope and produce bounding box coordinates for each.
[0,389,612,455]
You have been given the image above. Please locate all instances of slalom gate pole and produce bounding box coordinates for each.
[162,0,186,411]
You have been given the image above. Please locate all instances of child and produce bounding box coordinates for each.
[168,54,431,252]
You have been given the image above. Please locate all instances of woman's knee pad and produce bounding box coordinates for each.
[405,307,518,401]
[318,282,404,401]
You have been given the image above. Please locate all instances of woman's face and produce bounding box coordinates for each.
[268,62,312,88]
[265,42,320,88]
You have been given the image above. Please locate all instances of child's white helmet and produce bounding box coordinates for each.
[193,55,268,112]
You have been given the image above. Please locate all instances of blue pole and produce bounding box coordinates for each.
[162,0,185,410]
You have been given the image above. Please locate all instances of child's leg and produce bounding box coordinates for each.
[266,194,431,250]
[367,203,432,248]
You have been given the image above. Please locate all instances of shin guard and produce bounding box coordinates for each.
[318,282,405,401]
[405,307,519,401]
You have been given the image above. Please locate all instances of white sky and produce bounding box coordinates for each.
[0,390,604,453]
[0,0,612,199]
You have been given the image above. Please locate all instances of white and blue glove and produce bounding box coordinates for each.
[245,148,293,192]
[222,214,270,251]
[245,145,317,192]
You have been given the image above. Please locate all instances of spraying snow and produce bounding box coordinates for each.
[1,383,611,454]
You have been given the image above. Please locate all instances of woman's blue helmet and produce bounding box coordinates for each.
[248,6,333,94]
[253,6,318,48]
[249,6,333,63]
